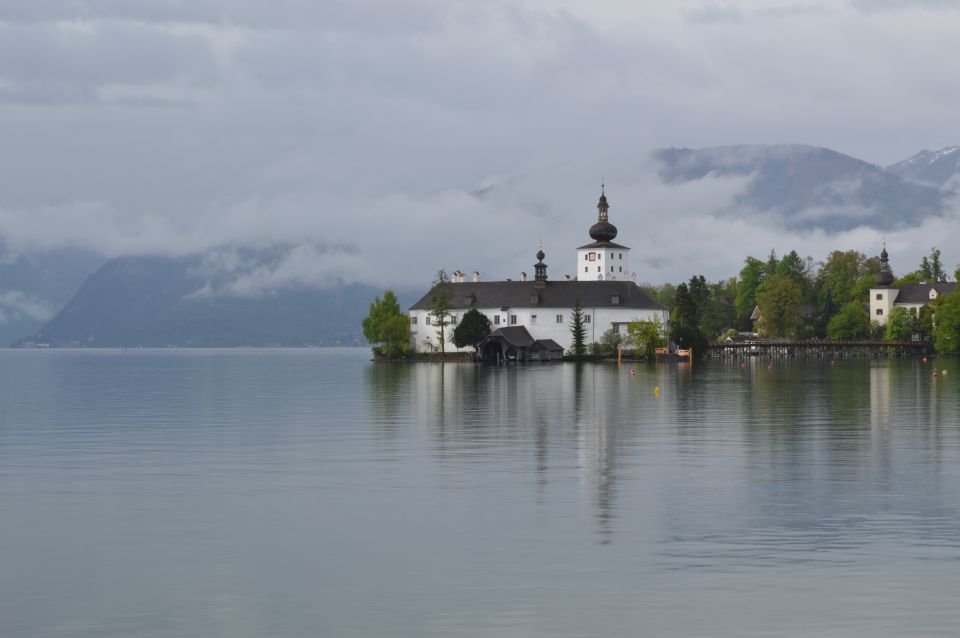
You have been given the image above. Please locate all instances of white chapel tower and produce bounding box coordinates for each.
[575,186,632,281]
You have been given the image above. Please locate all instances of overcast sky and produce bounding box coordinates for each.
[1,0,959,289]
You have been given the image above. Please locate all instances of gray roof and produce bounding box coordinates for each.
[577,241,630,250]
[487,326,534,348]
[529,338,564,352]
[896,282,957,304]
[410,280,667,312]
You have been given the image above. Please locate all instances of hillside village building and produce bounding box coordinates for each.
[408,189,669,356]
[869,244,957,326]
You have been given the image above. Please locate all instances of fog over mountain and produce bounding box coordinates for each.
[3,1,960,344]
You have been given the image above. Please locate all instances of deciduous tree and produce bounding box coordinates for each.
[627,316,665,358]
[934,291,960,352]
[452,308,490,352]
[755,274,804,338]
[826,301,870,340]
[884,307,915,342]
[362,290,411,357]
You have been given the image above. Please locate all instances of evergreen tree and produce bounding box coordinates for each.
[452,308,490,352]
[919,247,947,282]
[428,269,453,353]
[569,298,587,358]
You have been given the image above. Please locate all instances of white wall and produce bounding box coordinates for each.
[576,247,631,281]
[409,304,668,353]
[869,287,898,326]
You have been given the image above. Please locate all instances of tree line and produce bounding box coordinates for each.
[638,247,960,352]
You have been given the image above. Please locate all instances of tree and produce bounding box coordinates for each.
[955,265,960,283]
[452,308,490,352]
[428,269,453,353]
[919,247,947,282]
[826,301,870,340]
[600,327,623,351]
[918,304,936,342]
[817,250,868,308]
[627,316,665,358]
[569,298,587,358]
[362,290,411,357]
[934,291,960,352]
[735,256,768,329]
[755,274,804,338]
[884,306,916,342]
[701,277,738,340]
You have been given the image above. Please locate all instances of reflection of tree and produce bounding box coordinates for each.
[574,363,617,544]
[364,362,412,440]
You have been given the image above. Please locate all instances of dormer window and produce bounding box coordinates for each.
[529,294,540,304]
[611,295,620,305]
[930,290,938,299]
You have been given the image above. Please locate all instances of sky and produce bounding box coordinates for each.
[1,0,960,292]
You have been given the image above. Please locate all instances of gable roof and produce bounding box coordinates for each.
[488,326,535,348]
[895,282,957,304]
[529,338,564,352]
[410,280,667,312]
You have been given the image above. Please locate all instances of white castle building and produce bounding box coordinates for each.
[407,189,669,356]
[869,243,957,326]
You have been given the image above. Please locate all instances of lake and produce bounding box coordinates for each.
[1,349,959,637]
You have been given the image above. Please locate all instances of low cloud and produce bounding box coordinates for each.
[0,291,57,325]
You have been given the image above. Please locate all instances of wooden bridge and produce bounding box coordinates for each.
[707,339,930,359]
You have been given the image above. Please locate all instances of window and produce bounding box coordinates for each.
[610,252,614,259]
[529,294,539,304]
[584,254,588,260]
[425,316,431,325]
[611,295,620,305]
[876,293,883,300]
[530,314,537,324]
[619,266,622,272]
[584,266,588,273]
[876,309,883,316]
[556,314,563,323]
[597,266,601,272]
[611,266,614,272]
[450,315,457,325]
[619,253,622,259]
[585,315,591,324]
[411,316,418,325]
[494,315,500,324]
[509,315,517,325]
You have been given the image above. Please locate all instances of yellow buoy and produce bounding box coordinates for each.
[654,386,660,397]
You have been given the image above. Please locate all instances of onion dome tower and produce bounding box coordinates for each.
[534,245,548,287]
[588,184,618,243]
[576,184,632,281]
[875,241,895,286]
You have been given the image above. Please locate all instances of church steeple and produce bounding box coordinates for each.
[589,184,618,243]
[534,244,547,286]
[875,240,895,286]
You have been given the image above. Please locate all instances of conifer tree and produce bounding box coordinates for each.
[569,298,587,359]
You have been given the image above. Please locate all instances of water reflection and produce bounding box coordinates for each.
[3,350,960,638]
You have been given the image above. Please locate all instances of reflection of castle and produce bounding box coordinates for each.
[407,189,668,353]
[870,243,957,326]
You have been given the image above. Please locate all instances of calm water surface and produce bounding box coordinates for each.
[1,349,960,637]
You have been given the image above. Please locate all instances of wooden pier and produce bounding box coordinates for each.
[707,340,929,359]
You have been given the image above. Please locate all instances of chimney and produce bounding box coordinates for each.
[521,272,527,282]
[473,271,480,283]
